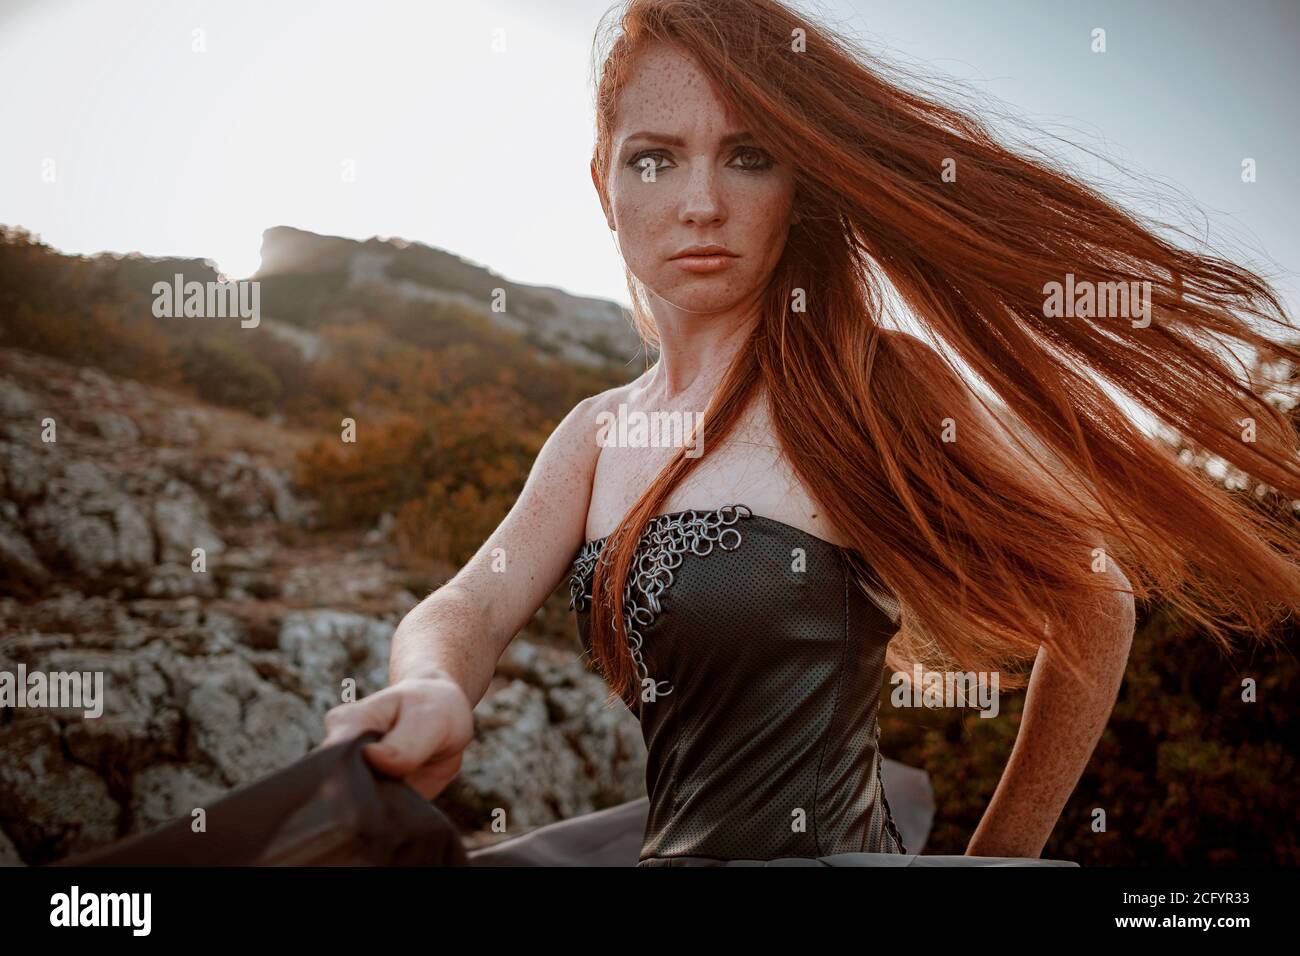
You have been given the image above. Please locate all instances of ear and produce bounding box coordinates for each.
[591,159,615,231]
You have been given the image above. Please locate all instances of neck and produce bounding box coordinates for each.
[642,289,762,402]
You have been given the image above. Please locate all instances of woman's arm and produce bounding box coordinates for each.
[964,571,1135,857]
[388,389,616,707]
[954,370,1138,858]
[320,388,623,796]
[879,329,1138,857]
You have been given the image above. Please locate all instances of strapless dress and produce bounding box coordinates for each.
[567,503,908,866]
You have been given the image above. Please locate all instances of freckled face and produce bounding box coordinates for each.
[596,43,797,314]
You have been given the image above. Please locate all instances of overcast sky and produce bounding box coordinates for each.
[1,0,1295,313]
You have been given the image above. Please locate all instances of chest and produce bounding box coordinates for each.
[583,389,847,547]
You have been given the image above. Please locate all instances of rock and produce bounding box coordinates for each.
[174,455,304,525]
[153,481,225,563]
[277,610,392,714]
[78,367,115,389]
[0,718,120,865]
[122,597,203,632]
[130,765,225,833]
[60,647,185,771]
[175,655,319,786]
[454,680,589,829]
[0,518,49,587]
[364,511,395,545]
[0,379,37,417]
[498,637,584,691]
[441,640,647,834]
[258,466,305,525]
[281,554,391,604]
[143,562,219,598]
[16,452,163,583]
[21,591,133,636]
[203,455,267,519]
[159,410,202,446]
[0,827,24,866]
[0,604,643,861]
[200,609,248,650]
[0,441,47,501]
[92,411,140,444]
[504,640,646,803]
[112,499,155,570]
[57,458,109,497]
[28,510,118,576]
[218,546,274,571]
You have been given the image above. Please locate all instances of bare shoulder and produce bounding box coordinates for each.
[437,376,649,650]
[587,372,647,417]
[554,375,643,450]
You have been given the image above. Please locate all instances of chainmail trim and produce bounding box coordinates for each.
[568,504,754,697]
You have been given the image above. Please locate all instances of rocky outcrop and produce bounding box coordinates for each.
[0,350,645,865]
[0,357,308,598]
[450,640,645,832]
[0,596,644,865]
[1,439,230,595]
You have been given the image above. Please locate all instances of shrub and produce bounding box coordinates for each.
[179,336,282,416]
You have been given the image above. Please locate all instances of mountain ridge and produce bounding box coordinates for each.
[254,225,642,368]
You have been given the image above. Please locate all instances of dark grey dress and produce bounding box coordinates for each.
[469,504,1077,867]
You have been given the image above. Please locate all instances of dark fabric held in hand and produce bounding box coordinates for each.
[54,731,469,867]
[43,724,1076,867]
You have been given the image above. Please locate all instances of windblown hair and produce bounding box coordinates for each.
[585,0,1300,707]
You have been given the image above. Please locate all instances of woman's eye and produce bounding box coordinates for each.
[625,147,773,175]
[731,147,774,171]
[628,151,672,174]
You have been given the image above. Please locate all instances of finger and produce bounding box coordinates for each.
[369,691,465,775]
[401,753,464,800]
[363,698,452,776]
[320,692,402,749]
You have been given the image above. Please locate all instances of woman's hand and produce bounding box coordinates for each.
[319,674,476,800]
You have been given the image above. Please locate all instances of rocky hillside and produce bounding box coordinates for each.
[0,347,646,866]
[255,226,642,368]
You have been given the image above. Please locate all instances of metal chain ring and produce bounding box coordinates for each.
[568,504,754,697]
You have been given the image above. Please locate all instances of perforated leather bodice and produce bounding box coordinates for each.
[568,503,907,865]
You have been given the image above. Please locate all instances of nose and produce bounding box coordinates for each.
[677,160,726,227]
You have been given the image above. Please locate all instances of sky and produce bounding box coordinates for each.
[0,0,1296,313]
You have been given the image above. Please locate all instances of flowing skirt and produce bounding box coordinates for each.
[56,732,1077,867]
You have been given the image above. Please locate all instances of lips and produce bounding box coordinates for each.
[670,245,737,260]
[669,250,739,275]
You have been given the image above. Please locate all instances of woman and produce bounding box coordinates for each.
[321,0,1300,865]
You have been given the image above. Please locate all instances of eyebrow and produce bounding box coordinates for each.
[621,130,757,148]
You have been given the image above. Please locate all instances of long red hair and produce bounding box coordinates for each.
[585,0,1300,707]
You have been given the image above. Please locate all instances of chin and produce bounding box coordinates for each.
[649,275,758,314]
